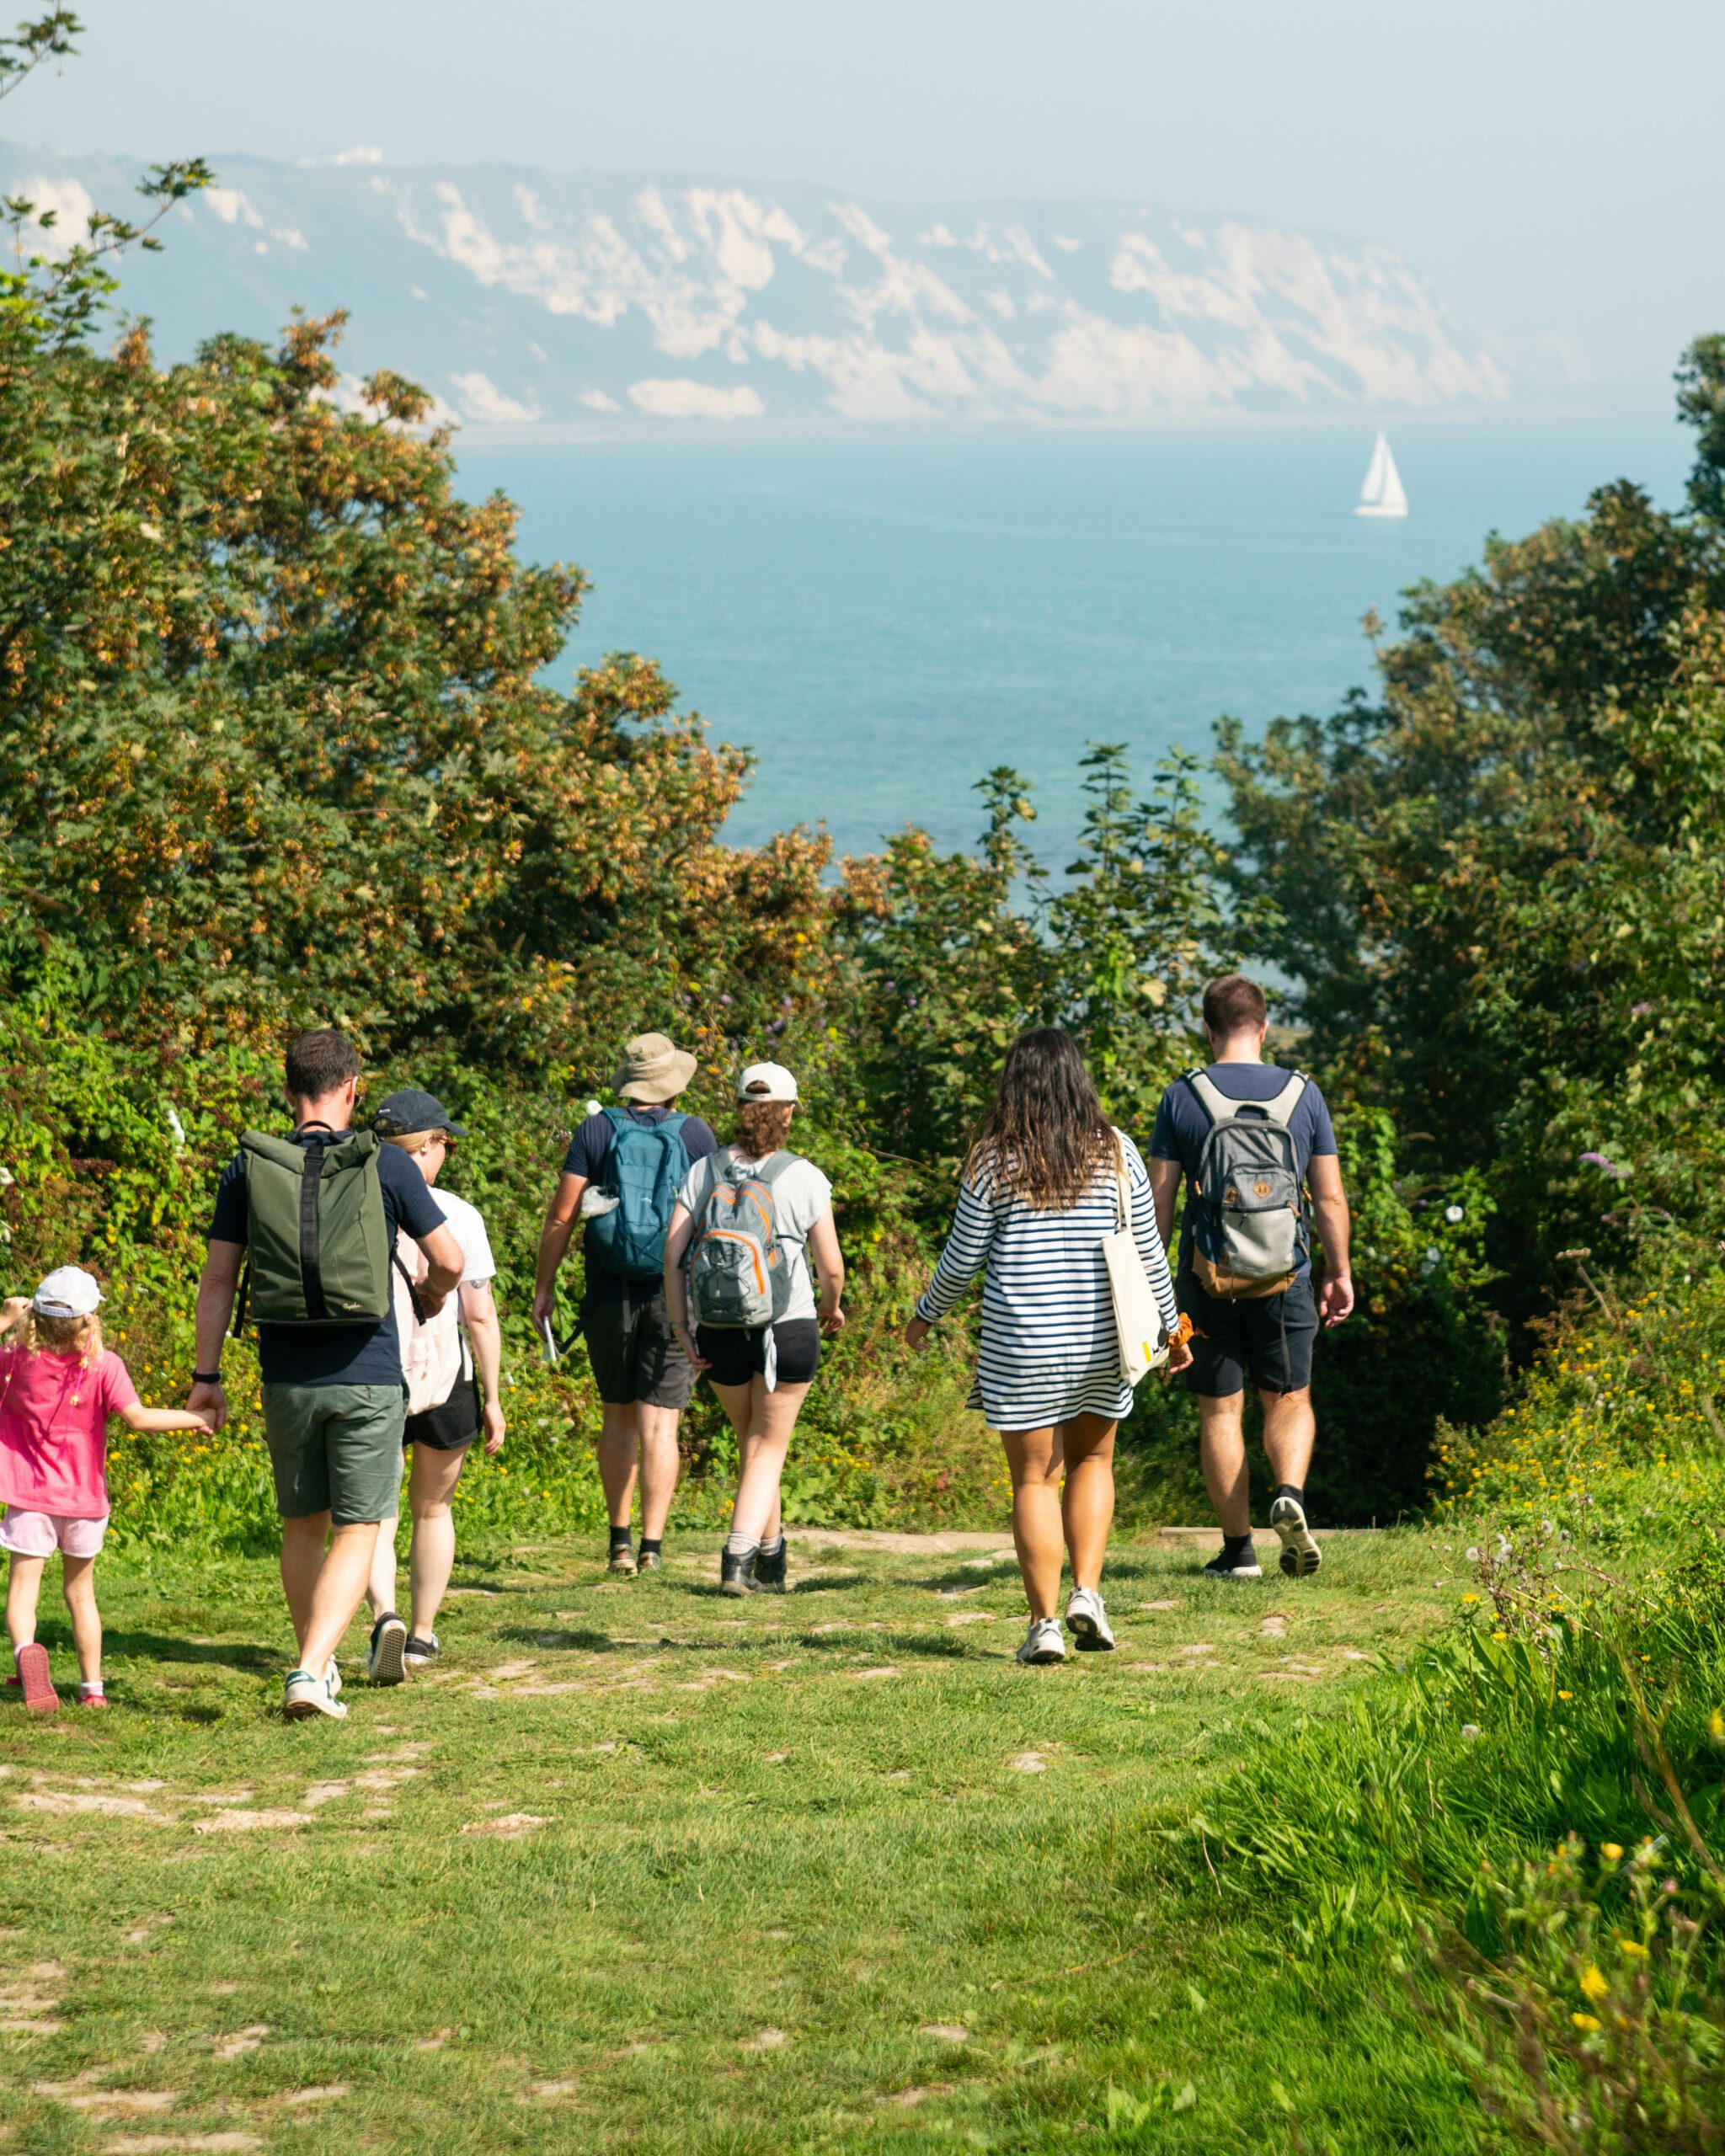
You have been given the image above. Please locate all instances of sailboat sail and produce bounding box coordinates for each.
[1355,430,1408,518]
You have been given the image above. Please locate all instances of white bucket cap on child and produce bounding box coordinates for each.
[34,1266,103,1318]
[737,1061,798,1103]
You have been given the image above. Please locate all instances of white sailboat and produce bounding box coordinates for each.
[1354,430,1408,518]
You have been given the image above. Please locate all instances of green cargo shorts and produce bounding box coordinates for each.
[260,1382,406,1526]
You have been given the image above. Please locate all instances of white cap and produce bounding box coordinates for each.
[33,1266,103,1318]
[736,1061,798,1103]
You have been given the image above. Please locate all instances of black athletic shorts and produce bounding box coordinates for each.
[696,1318,822,1390]
[1178,1274,1317,1398]
[581,1284,696,1410]
[404,1369,482,1453]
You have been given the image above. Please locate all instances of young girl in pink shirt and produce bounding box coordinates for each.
[0,1267,213,1712]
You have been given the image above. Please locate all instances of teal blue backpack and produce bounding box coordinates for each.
[585,1109,692,1280]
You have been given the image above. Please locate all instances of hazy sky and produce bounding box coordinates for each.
[17,0,1722,387]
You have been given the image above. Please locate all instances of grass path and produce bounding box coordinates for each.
[0,1526,1464,2153]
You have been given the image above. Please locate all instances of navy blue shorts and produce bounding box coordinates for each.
[1178,1274,1317,1398]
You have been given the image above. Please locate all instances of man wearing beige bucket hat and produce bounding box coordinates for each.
[532,1033,717,1574]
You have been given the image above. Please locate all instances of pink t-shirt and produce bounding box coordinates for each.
[0,1346,138,1518]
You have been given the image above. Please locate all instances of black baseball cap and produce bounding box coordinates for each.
[371,1087,467,1139]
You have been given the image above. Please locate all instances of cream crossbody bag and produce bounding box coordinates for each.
[1102,1146,1170,1385]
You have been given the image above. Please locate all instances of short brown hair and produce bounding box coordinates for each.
[285,1027,360,1101]
[734,1099,796,1157]
[1201,974,1268,1037]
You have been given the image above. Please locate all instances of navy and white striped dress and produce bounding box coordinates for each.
[915,1132,1179,1430]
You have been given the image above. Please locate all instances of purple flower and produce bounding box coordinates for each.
[1579,1151,1631,1179]
[1631,1001,1653,1018]
[719,993,733,1006]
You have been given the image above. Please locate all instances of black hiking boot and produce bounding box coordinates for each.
[719,1547,759,1598]
[754,1538,788,1593]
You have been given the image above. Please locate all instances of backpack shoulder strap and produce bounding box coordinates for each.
[602,1105,633,1134]
[755,1150,799,1187]
[657,1112,689,1139]
[1258,1071,1309,1128]
[1184,1070,1234,1126]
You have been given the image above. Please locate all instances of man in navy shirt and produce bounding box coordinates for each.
[190,1029,464,1721]
[1147,976,1354,1584]
[531,1033,717,1575]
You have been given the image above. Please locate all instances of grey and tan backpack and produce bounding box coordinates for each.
[1183,1070,1309,1300]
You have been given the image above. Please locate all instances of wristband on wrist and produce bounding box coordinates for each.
[192,1369,224,1385]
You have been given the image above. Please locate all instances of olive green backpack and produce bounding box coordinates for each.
[232,1129,399,1331]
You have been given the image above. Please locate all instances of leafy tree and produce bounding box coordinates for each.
[1676,334,1725,525]
[1220,357,1725,1310]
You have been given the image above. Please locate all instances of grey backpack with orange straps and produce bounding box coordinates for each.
[687,1150,798,1328]
[1184,1069,1309,1300]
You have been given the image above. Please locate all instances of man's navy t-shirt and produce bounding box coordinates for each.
[561,1105,717,1303]
[208,1129,446,1388]
[1149,1063,1338,1280]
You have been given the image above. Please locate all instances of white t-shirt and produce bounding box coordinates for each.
[432,1188,497,1289]
[677,1151,834,1324]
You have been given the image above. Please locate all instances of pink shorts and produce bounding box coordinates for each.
[0,1508,108,1559]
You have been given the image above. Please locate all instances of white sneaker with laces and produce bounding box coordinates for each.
[1016,1617,1066,1665]
[324,1657,343,1699]
[284,1668,348,1721]
[1065,1586,1116,1651]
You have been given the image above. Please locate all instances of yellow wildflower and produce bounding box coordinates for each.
[1579,1966,1609,2004]
[1572,2013,1600,2032]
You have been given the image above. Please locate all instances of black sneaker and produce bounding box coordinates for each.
[1202,1543,1263,1581]
[719,1547,758,1598]
[367,1613,408,1685]
[403,1632,441,1668]
[754,1540,788,1592]
[1270,1495,1322,1578]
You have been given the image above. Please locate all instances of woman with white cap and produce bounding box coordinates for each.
[0,1267,215,1710]
[662,1063,846,1596]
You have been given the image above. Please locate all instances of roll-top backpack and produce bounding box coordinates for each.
[686,1150,798,1329]
[585,1108,692,1280]
[233,1129,397,1330]
[1184,1070,1309,1301]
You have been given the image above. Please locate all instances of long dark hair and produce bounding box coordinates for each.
[965,1027,1114,1209]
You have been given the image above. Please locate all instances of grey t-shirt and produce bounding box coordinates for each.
[678,1152,834,1323]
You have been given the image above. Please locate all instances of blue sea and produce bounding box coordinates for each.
[455,414,1690,863]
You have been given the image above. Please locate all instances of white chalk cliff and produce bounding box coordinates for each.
[0,146,1511,425]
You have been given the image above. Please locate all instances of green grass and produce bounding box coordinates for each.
[0,1525,1462,2153]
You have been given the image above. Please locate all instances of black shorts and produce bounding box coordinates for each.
[581,1285,696,1411]
[404,1370,481,1453]
[696,1318,822,1390]
[1178,1274,1317,1398]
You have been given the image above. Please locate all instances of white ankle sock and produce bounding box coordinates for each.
[724,1533,760,1559]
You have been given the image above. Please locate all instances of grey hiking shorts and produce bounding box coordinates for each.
[261,1382,407,1525]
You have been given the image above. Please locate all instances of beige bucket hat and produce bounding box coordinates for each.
[611,1032,698,1105]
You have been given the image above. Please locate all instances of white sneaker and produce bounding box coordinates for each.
[1016,1618,1066,1665]
[284,1668,348,1721]
[324,1657,343,1699]
[1065,1586,1116,1652]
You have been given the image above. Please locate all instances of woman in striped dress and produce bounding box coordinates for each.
[905,1029,1189,1664]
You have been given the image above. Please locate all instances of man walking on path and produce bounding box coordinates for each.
[190,1030,464,1720]
[532,1033,717,1575]
[1146,976,1354,1582]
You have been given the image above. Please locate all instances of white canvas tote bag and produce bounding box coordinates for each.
[1102,1151,1168,1386]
